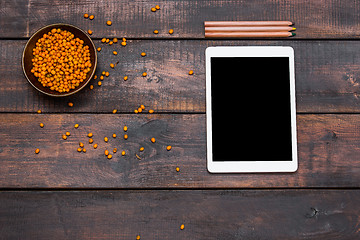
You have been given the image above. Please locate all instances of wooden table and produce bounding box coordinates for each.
[1,0,359,239]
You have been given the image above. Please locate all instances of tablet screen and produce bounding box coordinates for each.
[211,57,292,161]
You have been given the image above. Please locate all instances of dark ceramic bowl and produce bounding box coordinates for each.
[22,23,97,97]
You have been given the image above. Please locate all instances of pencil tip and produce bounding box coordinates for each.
[292,27,296,30]
[291,22,295,25]
[291,32,296,36]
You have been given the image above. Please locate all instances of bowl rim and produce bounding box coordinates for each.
[22,23,98,97]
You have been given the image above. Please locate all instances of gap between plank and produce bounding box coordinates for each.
[0,187,359,192]
[0,37,360,41]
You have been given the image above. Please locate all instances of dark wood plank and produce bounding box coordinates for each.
[0,190,359,239]
[1,114,360,188]
[1,0,359,39]
[1,40,360,113]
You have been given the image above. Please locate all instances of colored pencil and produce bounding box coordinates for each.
[205,32,296,38]
[204,21,294,27]
[205,26,296,32]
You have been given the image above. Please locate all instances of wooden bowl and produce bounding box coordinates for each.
[22,23,97,97]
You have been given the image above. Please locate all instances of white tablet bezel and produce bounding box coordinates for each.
[206,46,298,173]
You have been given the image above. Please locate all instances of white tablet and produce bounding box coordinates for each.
[206,46,297,173]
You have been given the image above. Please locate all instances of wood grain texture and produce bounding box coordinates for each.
[1,0,359,237]
[1,40,360,113]
[0,0,359,39]
[0,190,359,239]
[1,114,360,188]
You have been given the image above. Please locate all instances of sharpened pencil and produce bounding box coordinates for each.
[204,21,294,27]
[205,32,296,38]
[205,26,296,32]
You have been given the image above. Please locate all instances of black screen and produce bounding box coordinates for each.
[210,57,292,161]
